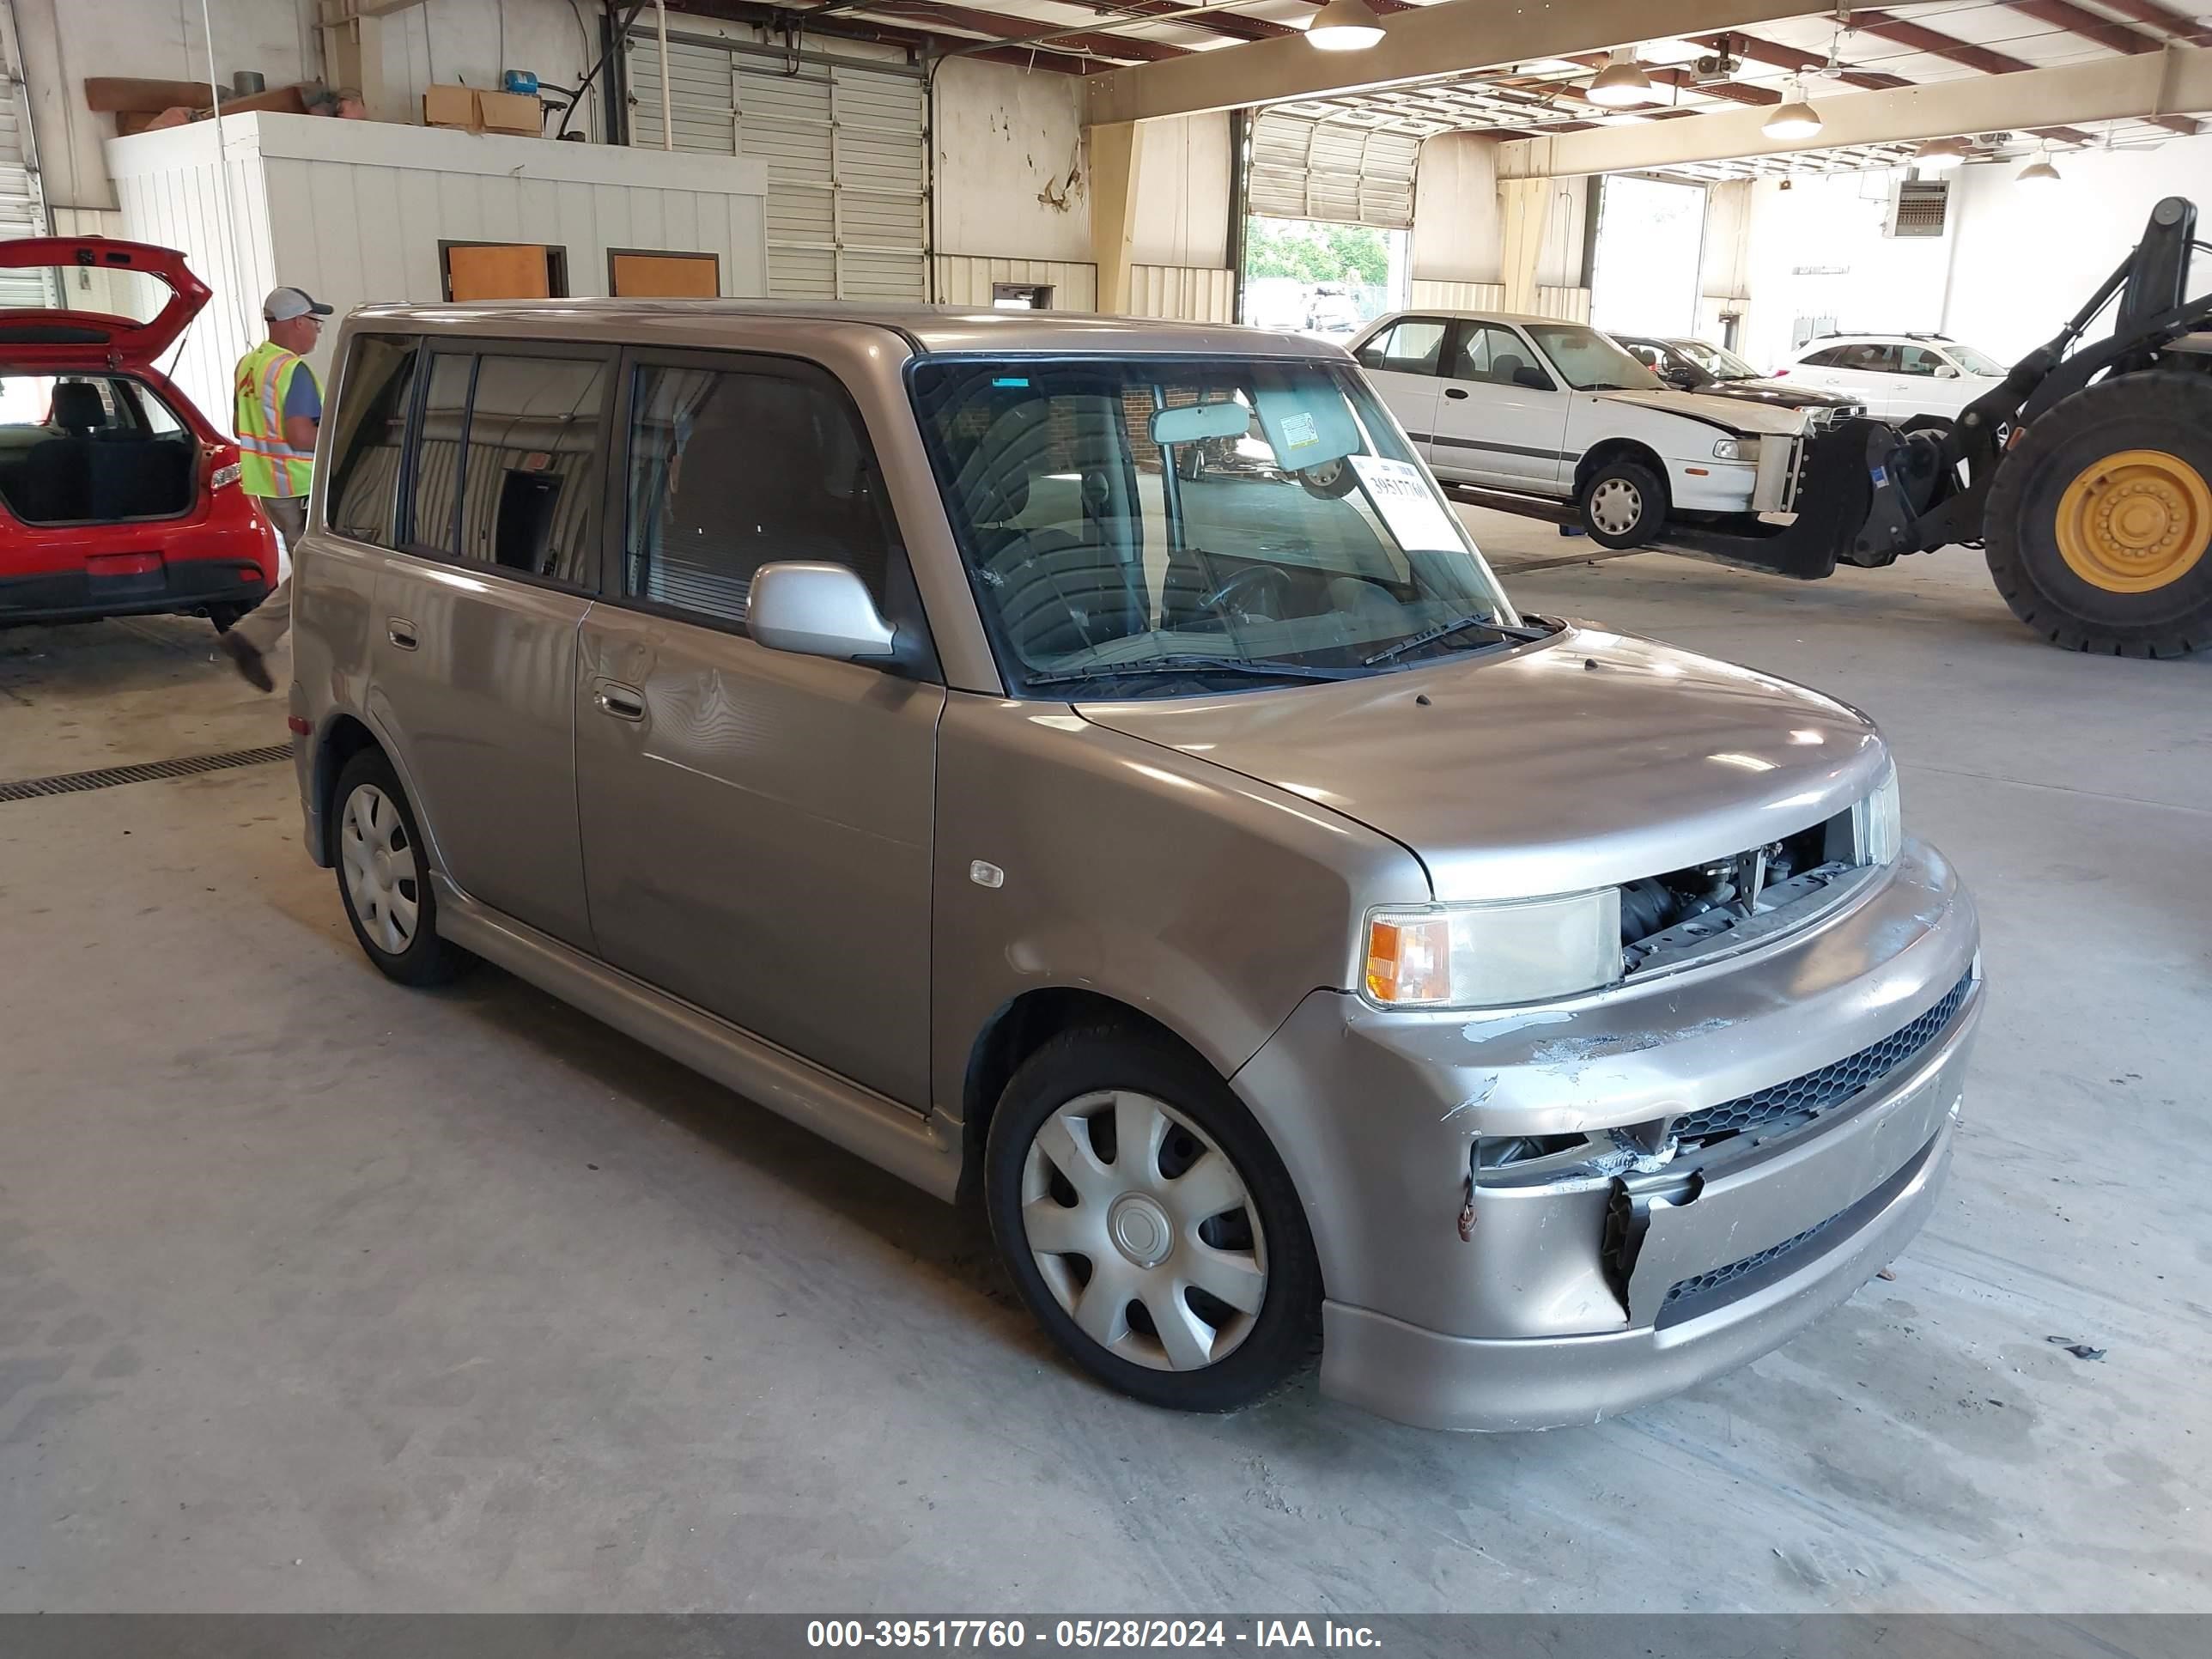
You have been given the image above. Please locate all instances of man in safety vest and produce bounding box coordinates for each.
[218,285,331,692]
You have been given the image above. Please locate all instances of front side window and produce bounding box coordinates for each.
[1946,343,2006,377]
[325,334,418,548]
[910,356,1528,699]
[1674,339,1759,380]
[1898,344,1949,378]
[623,361,894,629]
[1522,324,1663,392]
[1355,319,1447,377]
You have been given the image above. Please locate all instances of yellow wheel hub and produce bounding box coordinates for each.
[2053,448,2212,593]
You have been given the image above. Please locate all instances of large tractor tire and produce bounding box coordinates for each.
[1984,372,2212,657]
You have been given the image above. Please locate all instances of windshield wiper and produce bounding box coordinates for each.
[1026,655,1349,689]
[1362,613,1551,668]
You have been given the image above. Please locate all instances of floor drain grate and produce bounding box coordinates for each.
[0,743,294,803]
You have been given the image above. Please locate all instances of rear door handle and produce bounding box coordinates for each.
[386,618,418,650]
[593,679,647,721]
[1444,386,1470,400]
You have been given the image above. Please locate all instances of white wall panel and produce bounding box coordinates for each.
[1125,264,1234,324]
[1410,279,1507,311]
[106,112,768,421]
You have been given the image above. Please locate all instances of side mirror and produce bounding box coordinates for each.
[748,562,896,660]
[1932,363,1960,379]
[1662,365,1703,389]
[1513,365,1554,392]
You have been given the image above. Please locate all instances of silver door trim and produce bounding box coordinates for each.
[430,874,964,1201]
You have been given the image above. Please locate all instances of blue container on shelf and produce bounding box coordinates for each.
[502,70,539,97]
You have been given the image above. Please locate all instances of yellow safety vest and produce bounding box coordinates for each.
[234,340,316,499]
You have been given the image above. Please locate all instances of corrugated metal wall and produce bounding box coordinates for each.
[933,255,1097,311]
[1249,112,1418,230]
[1124,265,1235,324]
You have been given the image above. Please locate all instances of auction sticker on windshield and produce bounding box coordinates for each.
[1351,455,1464,553]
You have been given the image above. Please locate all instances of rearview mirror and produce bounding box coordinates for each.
[749,562,896,661]
[1152,401,1249,445]
[1513,366,1554,392]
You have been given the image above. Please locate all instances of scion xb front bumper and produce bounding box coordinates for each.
[1232,837,1981,1431]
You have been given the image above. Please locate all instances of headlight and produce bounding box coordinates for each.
[1363,890,1623,1009]
[1711,437,1757,461]
[211,461,242,490]
[1854,761,1902,866]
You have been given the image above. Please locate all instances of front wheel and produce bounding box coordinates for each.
[332,749,465,987]
[1984,373,2212,657]
[1579,456,1668,549]
[984,1028,1320,1413]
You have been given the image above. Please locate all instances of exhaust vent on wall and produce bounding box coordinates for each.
[1887,178,1949,238]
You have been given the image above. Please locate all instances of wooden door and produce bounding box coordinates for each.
[610,252,720,298]
[445,244,555,301]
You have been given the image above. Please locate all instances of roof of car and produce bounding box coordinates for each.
[1379,308,1579,329]
[346,300,1346,358]
[1797,331,1954,346]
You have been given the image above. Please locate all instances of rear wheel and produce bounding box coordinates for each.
[333,749,465,987]
[1984,373,2212,657]
[1579,456,1668,550]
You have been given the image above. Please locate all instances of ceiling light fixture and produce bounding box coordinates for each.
[1305,0,1386,52]
[1914,137,1970,170]
[2018,140,2062,184]
[1763,78,1824,140]
[1586,46,1655,107]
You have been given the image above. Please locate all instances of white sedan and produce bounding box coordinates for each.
[1349,310,1820,548]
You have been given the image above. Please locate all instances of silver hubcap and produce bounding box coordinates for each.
[1589,477,1644,535]
[1020,1090,1267,1373]
[340,782,421,957]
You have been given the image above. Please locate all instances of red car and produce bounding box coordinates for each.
[0,237,276,631]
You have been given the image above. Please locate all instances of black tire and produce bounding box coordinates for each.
[983,1026,1320,1413]
[1296,456,1358,500]
[1578,455,1668,550]
[331,748,465,988]
[1984,373,2212,658]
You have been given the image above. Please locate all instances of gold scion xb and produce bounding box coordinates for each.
[286,303,1983,1431]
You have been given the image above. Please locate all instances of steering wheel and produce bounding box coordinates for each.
[1199,563,1293,620]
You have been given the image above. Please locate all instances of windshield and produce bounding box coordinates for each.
[1527,325,1665,392]
[908,356,1526,698]
[1947,343,2007,377]
[1673,339,1760,380]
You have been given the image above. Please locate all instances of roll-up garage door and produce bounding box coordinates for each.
[626,28,926,301]
[0,46,53,309]
[1247,111,1418,229]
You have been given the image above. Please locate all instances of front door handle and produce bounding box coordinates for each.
[1444,386,1470,400]
[386,618,418,650]
[593,680,647,721]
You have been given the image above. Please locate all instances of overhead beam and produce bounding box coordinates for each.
[2094,1,2212,47]
[1494,44,2212,175]
[1082,0,1826,125]
[1997,0,2161,58]
[1696,30,1913,90]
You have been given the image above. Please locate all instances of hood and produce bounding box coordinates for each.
[1695,377,1859,410]
[1075,626,1887,902]
[1595,386,1809,436]
[0,237,209,369]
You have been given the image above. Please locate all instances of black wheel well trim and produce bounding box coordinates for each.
[313,713,384,865]
[957,986,1255,1206]
[1575,438,1668,492]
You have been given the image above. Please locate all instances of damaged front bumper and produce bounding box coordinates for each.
[1232,836,1981,1431]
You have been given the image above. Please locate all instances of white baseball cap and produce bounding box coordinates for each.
[263,286,333,322]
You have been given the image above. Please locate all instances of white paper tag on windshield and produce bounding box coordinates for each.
[1350,455,1462,552]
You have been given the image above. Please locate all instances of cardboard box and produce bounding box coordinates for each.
[422,82,477,130]
[476,89,541,136]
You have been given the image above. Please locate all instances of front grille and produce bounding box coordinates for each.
[1662,1214,1840,1308]
[1672,971,1974,1145]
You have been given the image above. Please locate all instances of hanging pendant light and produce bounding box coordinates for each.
[1305,0,1387,52]
[1764,78,1824,141]
[1586,46,1655,107]
[2018,141,2062,184]
[1914,137,1971,170]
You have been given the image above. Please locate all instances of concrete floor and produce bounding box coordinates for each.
[2,508,2208,1613]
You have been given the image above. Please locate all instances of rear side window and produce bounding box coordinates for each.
[325,335,418,547]
[1799,346,1849,368]
[622,361,893,628]
[1844,343,1900,373]
[457,354,609,584]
